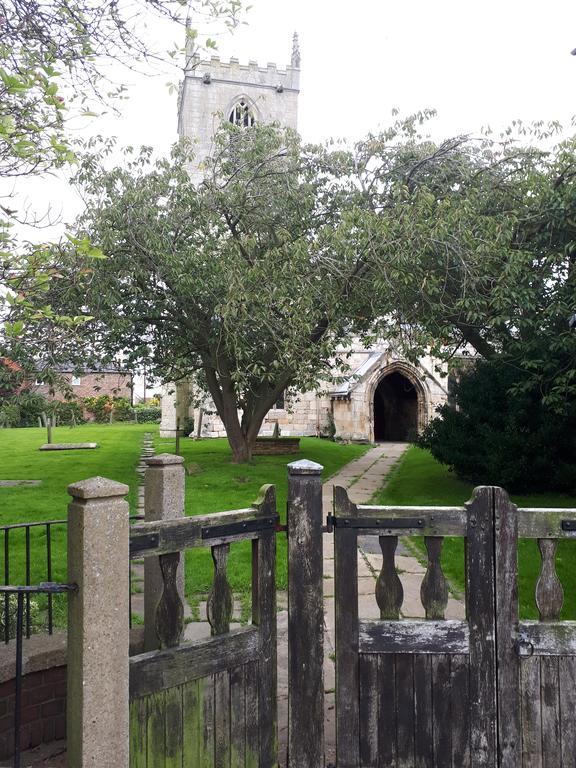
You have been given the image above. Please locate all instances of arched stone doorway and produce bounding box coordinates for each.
[373,370,419,442]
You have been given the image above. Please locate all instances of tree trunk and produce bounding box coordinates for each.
[203,361,292,464]
[203,364,254,463]
[227,429,252,463]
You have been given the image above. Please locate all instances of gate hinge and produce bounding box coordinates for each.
[326,515,424,530]
[201,515,279,539]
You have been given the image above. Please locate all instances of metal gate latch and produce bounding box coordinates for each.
[514,637,534,657]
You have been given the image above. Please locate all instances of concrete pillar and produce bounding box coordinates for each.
[286,459,325,768]
[144,453,185,651]
[66,476,130,768]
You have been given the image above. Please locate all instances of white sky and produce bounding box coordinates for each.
[6,0,576,243]
[4,0,576,396]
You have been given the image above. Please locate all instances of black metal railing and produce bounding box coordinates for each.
[0,583,76,768]
[2,515,144,642]
[1,520,67,642]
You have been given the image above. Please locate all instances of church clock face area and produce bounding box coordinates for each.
[160,36,451,442]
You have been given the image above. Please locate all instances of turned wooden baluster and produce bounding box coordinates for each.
[155,552,184,648]
[375,536,403,619]
[535,538,564,621]
[207,543,233,635]
[420,536,449,620]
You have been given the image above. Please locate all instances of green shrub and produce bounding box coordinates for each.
[134,405,161,423]
[13,390,48,426]
[112,397,134,421]
[419,359,576,493]
[0,392,85,427]
[0,402,21,428]
[84,395,134,422]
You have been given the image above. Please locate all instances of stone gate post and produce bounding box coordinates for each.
[144,453,185,651]
[287,459,325,768]
[66,476,130,768]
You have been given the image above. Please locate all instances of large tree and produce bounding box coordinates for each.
[56,124,379,461]
[350,116,576,410]
[0,0,246,390]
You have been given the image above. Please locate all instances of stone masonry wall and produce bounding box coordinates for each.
[178,54,300,184]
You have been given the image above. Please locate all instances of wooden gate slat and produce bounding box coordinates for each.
[431,655,451,768]
[559,657,576,766]
[377,653,396,768]
[255,528,277,766]
[334,486,360,767]
[214,671,231,768]
[182,678,201,768]
[230,665,246,768]
[359,654,378,767]
[414,654,433,768]
[252,486,277,767]
[395,655,415,767]
[202,674,216,766]
[450,655,470,767]
[147,690,166,768]
[540,657,561,768]
[520,657,542,768]
[164,685,183,768]
[494,487,521,767]
[466,486,497,767]
[245,661,259,768]
[130,696,148,768]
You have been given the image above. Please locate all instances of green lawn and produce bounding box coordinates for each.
[0,426,369,621]
[152,435,370,600]
[0,423,152,585]
[373,446,576,619]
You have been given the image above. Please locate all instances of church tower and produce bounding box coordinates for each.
[160,36,301,437]
[177,33,301,183]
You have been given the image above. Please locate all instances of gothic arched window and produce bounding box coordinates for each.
[229,100,256,128]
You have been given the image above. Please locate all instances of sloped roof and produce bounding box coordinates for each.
[328,351,384,397]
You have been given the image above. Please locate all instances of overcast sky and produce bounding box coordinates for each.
[6,0,576,242]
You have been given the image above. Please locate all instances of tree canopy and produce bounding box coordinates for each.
[0,0,246,390]
[349,116,576,411]
[55,124,380,460]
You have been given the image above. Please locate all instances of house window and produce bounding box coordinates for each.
[229,100,256,128]
[71,376,82,386]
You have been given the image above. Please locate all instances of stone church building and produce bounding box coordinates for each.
[160,36,451,442]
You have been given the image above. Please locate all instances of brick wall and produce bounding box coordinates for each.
[252,437,301,455]
[0,666,66,759]
[37,372,132,402]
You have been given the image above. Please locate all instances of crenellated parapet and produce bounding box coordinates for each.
[183,52,300,93]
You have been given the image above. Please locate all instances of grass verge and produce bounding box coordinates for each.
[152,435,371,598]
[373,446,576,619]
[0,423,153,585]
[1,427,370,615]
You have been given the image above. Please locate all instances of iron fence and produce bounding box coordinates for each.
[2,515,144,642]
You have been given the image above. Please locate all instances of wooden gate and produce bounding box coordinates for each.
[332,484,576,767]
[128,485,278,768]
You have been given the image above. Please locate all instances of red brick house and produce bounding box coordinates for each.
[35,364,133,414]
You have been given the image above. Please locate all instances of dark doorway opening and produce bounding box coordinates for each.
[373,371,419,441]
